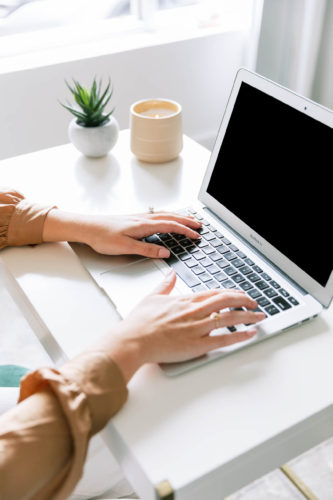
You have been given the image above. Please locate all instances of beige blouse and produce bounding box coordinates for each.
[0,189,128,499]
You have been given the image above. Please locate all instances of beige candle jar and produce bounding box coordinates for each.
[130,98,183,163]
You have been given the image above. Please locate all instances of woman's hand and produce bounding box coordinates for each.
[43,209,201,258]
[97,271,265,382]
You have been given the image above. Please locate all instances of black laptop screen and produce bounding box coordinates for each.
[207,82,332,287]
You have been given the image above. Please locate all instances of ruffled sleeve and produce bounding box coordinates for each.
[0,351,128,500]
[0,188,55,250]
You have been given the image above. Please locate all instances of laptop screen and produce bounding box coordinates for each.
[207,82,332,287]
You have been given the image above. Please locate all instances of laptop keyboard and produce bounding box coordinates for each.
[145,208,299,318]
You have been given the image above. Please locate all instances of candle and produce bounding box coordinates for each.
[130,98,183,163]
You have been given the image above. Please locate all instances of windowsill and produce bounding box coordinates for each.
[0,4,253,74]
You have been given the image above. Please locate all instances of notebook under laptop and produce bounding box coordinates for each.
[72,68,333,376]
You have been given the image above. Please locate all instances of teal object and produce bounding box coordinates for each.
[0,365,30,387]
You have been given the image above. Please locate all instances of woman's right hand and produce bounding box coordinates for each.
[100,270,265,382]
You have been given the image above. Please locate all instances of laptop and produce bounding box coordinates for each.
[72,68,333,376]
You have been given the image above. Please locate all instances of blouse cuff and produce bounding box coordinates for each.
[7,198,56,247]
[18,352,128,499]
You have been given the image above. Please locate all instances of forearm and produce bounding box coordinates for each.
[42,208,93,245]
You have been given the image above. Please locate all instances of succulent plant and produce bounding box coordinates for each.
[61,77,114,127]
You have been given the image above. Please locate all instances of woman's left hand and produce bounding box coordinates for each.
[43,209,201,258]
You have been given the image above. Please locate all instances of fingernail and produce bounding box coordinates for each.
[158,247,170,258]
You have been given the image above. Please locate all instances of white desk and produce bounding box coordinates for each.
[1,130,333,500]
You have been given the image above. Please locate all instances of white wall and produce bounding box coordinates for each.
[0,31,247,160]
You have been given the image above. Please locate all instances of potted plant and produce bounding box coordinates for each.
[61,77,119,157]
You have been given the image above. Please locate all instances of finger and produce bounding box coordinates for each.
[151,269,177,295]
[150,213,202,229]
[127,239,171,259]
[207,310,266,329]
[190,288,246,303]
[142,220,200,239]
[194,290,258,318]
[203,328,257,350]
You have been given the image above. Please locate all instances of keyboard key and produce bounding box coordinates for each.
[279,288,289,297]
[261,272,272,281]
[257,297,270,307]
[203,232,215,241]
[222,237,231,245]
[210,238,223,248]
[206,280,220,289]
[222,280,236,289]
[253,265,263,273]
[182,238,195,248]
[233,258,245,268]
[164,255,201,288]
[185,258,198,268]
[203,246,216,255]
[240,266,253,275]
[174,234,187,241]
[192,265,205,275]
[265,305,280,316]
[166,240,179,249]
[264,288,278,298]
[217,245,230,254]
[208,224,217,232]
[256,280,269,290]
[215,231,224,239]
[179,252,191,261]
[224,251,237,261]
[206,264,220,275]
[225,266,237,276]
[187,245,199,253]
[197,240,208,248]
[247,272,261,283]
[172,245,185,254]
[248,289,262,299]
[201,219,210,225]
[239,281,253,291]
[216,259,229,269]
[244,258,255,266]
[215,271,227,282]
[197,226,209,235]
[232,274,245,284]
[270,280,280,289]
[236,251,247,259]
[193,250,205,260]
[227,326,237,332]
[273,296,292,311]
[210,252,223,262]
[229,244,239,252]
[200,272,213,283]
[289,296,299,306]
[158,233,172,240]
[201,257,214,267]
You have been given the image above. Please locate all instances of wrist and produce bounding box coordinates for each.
[94,328,146,383]
[43,209,93,245]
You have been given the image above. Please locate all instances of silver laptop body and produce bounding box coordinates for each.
[73,68,333,376]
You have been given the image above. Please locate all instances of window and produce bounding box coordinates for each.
[0,0,256,64]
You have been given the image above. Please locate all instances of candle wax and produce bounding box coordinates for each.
[139,107,176,118]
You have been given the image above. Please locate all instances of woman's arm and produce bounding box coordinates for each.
[0,272,263,499]
[42,208,201,258]
[1,188,201,257]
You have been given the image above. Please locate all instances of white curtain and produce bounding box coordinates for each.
[255,0,333,109]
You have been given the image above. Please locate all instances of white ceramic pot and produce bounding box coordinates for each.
[68,116,119,157]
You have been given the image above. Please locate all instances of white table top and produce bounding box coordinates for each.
[1,130,333,500]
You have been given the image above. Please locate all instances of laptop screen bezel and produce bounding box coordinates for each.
[199,68,333,308]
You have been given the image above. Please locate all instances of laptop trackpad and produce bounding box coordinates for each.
[99,259,167,317]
